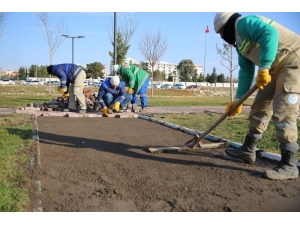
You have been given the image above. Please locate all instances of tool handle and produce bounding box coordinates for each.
[190,85,258,148]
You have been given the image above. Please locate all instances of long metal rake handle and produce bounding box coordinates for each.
[190,85,258,148]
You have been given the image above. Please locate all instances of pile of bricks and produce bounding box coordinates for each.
[16,89,139,118]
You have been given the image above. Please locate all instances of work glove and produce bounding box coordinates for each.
[113,102,120,112]
[225,100,242,119]
[127,88,134,94]
[256,69,271,90]
[103,106,109,117]
[62,92,69,98]
[58,87,67,93]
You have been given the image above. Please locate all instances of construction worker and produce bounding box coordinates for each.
[47,63,87,114]
[115,63,150,111]
[98,75,132,117]
[214,12,300,180]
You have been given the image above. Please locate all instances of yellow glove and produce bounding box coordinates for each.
[225,101,242,119]
[127,88,134,94]
[256,69,271,90]
[103,107,108,117]
[62,93,69,98]
[113,102,120,112]
[58,87,67,93]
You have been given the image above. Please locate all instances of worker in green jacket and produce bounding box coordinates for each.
[214,12,300,180]
[115,63,150,111]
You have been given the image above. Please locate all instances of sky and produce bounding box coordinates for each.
[1,1,300,79]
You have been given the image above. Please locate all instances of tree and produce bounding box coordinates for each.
[138,29,167,97]
[18,67,26,78]
[177,59,194,82]
[36,12,68,95]
[28,65,37,77]
[86,62,105,79]
[217,73,226,83]
[216,42,239,101]
[108,32,129,65]
[0,12,6,40]
[210,67,217,84]
[108,13,138,67]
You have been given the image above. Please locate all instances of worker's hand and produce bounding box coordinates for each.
[225,101,242,119]
[103,107,108,117]
[256,69,271,90]
[58,87,67,93]
[62,93,69,98]
[113,102,120,112]
[127,88,134,94]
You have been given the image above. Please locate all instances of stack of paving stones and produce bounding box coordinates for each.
[16,91,139,119]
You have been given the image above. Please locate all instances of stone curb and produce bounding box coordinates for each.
[138,115,300,167]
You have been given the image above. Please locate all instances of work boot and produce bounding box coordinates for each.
[225,135,260,164]
[263,150,299,180]
[78,109,86,114]
[131,104,138,112]
[64,108,76,112]
[139,106,147,112]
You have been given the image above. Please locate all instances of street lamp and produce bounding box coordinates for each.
[62,35,85,64]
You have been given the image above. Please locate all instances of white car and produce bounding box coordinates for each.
[161,84,172,89]
[26,80,44,86]
[153,83,161,88]
[83,81,88,86]
[0,79,15,85]
[93,81,102,87]
[172,83,186,90]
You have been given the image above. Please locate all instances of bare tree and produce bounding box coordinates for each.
[216,42,239,101]
[0,12,6,40]
[138,29,167,97]
[36,12,68,95]
[36,12,68,65]
[108,13,138,47]
[107,13,138,71]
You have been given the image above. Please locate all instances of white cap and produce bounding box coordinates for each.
[214,12,235,33]
[110,76,120,86]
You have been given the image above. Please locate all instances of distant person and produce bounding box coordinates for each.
[115,63,150,111]
[214,12,300,180]
[98,75,132,117]
[47,63,87,114]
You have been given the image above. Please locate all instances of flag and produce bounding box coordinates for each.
[205,26,209,33]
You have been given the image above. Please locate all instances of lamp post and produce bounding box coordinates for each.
[62,35,85,64]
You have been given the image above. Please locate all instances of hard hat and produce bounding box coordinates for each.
[110,75,120,86]
[214,12,235,33]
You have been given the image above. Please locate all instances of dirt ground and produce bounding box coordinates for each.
[28,114,300,212]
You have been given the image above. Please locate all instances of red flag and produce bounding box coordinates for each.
[205,26,209,33]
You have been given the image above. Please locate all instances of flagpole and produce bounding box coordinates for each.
[203,26,209,80]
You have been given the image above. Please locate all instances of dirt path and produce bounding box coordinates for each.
[30,116,300,212]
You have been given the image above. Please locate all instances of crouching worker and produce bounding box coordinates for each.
[115,63,150,111]
[98,75,132,117]
[47,63,87,114]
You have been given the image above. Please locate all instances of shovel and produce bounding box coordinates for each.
[148,85,258,153]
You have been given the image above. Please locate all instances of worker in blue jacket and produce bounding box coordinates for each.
[98,76,132,117]
[47,63,87,114]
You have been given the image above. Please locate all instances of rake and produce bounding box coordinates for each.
[148,85,258,153]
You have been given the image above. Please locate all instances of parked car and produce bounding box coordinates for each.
[186,85,201,89]
[83,81,88,86]
[152,83,161,88]
[45,81,60,85]
[93,81,102,87]
[26,80,44,86]
[0,79,15,85]
[161,84,172,89]
[172,83,186,90]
